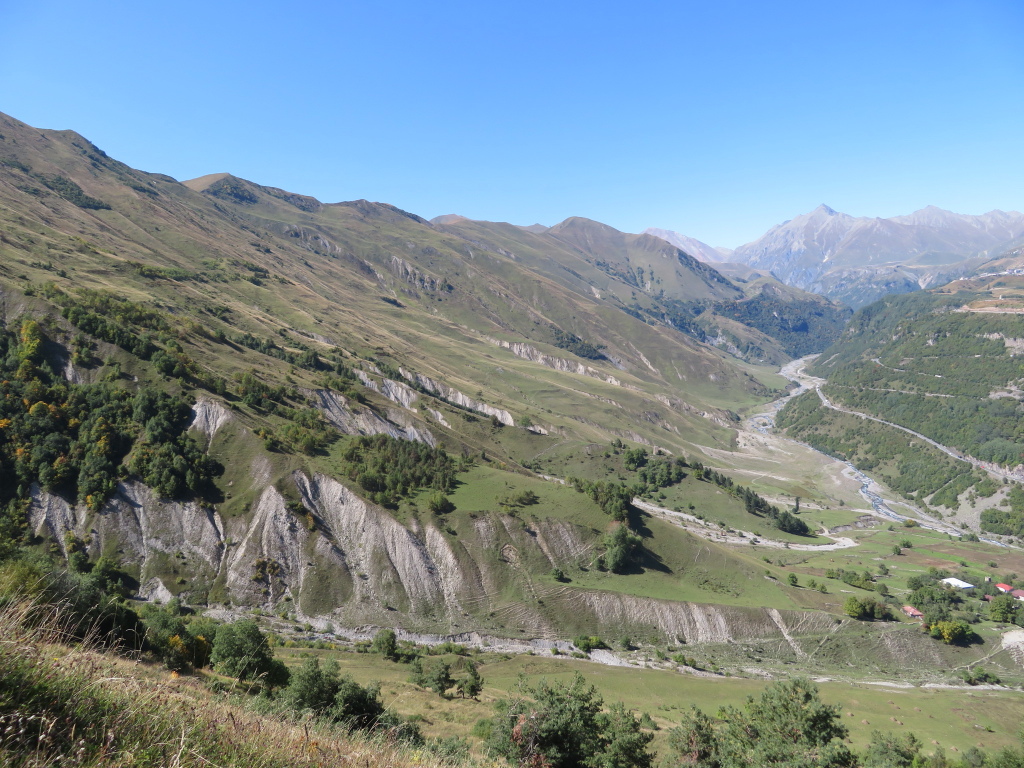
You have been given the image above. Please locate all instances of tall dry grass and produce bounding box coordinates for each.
[0,594,470,767]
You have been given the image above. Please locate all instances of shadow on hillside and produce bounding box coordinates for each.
[617,545,671,575]
[618,511,671,574]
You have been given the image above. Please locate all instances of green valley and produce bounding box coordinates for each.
[3,110,1024,768]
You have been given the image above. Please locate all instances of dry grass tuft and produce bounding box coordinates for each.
[0,596,467,767]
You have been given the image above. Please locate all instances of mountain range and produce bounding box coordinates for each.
[647,205,1024,308]
[7,111,1024,761]
[0,109,853,639]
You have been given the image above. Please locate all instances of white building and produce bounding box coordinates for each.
[941,577,974,590]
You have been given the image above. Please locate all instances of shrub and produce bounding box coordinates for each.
[140,602,214,672]
[211,620,288,689]
[427,493,456,514]
[961,667,1000,686]
[371,628,398,660]
[668,678,854,768]
[284,657,421,739]
[285,657,343,715]
[929,619,974,645]
[488,673,653,768]
[863,731,922,768]
[573,636,609,653]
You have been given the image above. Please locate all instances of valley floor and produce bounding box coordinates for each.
[696,356,958,535]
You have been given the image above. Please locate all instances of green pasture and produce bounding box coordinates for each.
[274,645,1024,758]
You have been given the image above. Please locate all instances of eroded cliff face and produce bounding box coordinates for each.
[294,473,456,618]
[399,369,515,426]
[190,399,233,445]
[304,389,436,445]
[29,481,225,599]
[28,473,836,647]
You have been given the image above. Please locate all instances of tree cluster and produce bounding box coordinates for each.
[569,477,635,522]
[981,486,1024,537]
[550,327,606,361]
[691,461,810,536]
[339,434,462,508]
[39,173,111,209]
[139,599,216,673]
[602,523,643,574]
[408,657,483,699]
[284,656,419,739]
[209,619,289,687]
[778,390,983,508]
[825,568,877,591]
[668,677,856,768]
[843,596,892,621]
[0,321,219,521]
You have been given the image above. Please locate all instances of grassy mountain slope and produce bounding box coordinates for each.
[11,110,1019,693]
[9,114,1024,760]
[0,110,855,638]
[0,114,763,438]
[437,216,850,366]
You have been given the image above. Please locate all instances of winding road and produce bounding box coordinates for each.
[634,498,858,551]
[775,355,1024,488]
[637,354,1015,549]
[748,356,964,536]
[813,367,1024,484]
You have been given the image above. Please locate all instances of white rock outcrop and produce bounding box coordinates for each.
[381,378,418,409]
[29,486,83,555]
[489,338,625,387]
[305,389,434,444]
[425,407,451,428]
[29,481,225,579]
[27,474,841,649]
[399,369,514,425]
[294,473,462,615]
[190,398,232,443]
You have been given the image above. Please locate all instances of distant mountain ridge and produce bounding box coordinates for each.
[648,205,1024,308]
[641,228,731,264]
[733,204,1024,276]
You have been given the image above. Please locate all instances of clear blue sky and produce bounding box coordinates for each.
[2,0,1022,247]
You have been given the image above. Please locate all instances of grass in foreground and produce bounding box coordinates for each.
[0,599,452,768]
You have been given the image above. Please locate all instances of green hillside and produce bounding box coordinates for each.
[780,275,1024,526]
[0,110,856,634]
[6,110,1024,768]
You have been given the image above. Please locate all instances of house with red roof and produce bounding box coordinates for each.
[996,583,1013,593]
[902,606,924,619]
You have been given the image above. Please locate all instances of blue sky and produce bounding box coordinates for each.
[1,0,1022,247]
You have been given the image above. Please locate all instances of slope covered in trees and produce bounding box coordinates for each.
[0,318,218,517]
[779,278,1024,517]
[811,288,1024,466]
